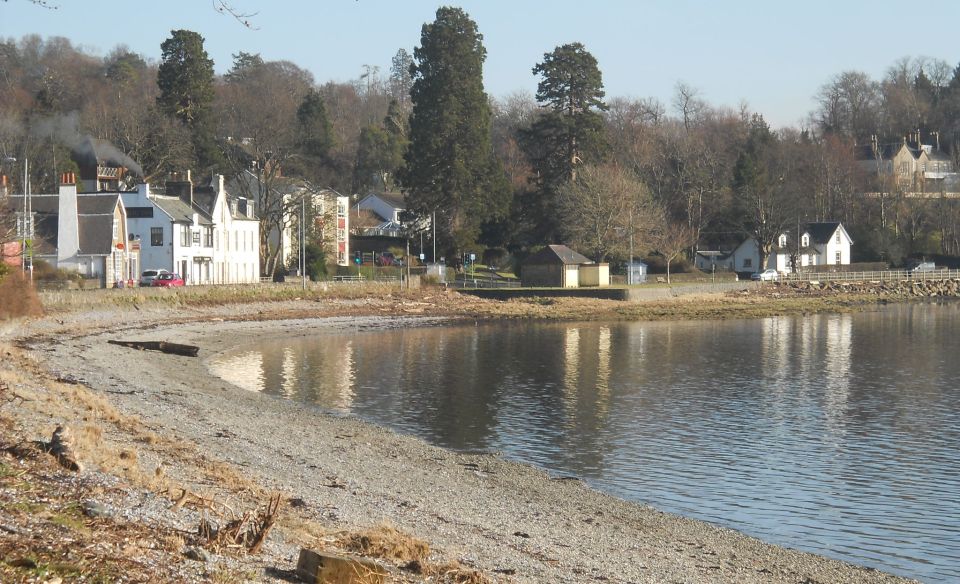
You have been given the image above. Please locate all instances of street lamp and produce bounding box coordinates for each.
[2,156,30,281]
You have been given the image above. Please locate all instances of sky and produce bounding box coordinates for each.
[3,0,960,128]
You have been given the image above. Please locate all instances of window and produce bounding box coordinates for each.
[180,227,190,247]
[801,234,809,247]
[778,234,787,247]
[204,227,213,247]
[192,230,200,245]
[809,254,816,265]
[151,227,163,247]
[744,258,753,268]
[835,251,841,265]
[112,220,119,240]
[835,232,841,244]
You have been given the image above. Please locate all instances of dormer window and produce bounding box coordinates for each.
[778,234,787,247]
[801,234,809,247]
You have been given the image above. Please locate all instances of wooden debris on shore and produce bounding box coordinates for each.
[296,548,387,584]
[48,424,82,472]
[107,339,199,357]
[196,493,282,554]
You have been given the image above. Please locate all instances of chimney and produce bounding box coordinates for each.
[165,170,194,208]
[60,172,76,185]
[58,178,80,267]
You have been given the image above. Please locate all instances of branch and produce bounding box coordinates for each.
[212,0,259,29]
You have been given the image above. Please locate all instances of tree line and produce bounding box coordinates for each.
[3,6,960,274]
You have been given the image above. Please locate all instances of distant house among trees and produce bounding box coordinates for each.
[858,133,959,194]
[728,222,853,274]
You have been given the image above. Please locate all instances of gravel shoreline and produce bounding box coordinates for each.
[11,303,918,583]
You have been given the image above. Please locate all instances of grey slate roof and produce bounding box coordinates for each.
[10,192,119,256]
[523,244,593,266]
[805,222,841,244]
[152,196,196,223]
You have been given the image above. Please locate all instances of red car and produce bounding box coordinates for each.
[152,273,185,287]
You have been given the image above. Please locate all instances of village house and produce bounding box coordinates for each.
[858,132,959,193]
[728,222,853,274]
[521,244,610,288]
[6,172,135,286]
[122,171,260,284]
[228,171,350,273]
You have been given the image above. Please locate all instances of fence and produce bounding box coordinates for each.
[778,268,960,283]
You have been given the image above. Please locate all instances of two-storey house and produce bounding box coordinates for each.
[122,171,260,284]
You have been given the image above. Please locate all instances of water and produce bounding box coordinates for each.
[209,303,960,583]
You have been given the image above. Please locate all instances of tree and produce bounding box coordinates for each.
[296,89,335,165]
[399,6,510,253]
[156,29,219,169]
[389,48,414,111]
[352,100,407,193]
[556,163,655,262]
[732,114,802,272]
[521,42,608,244]
[650,214,697,283]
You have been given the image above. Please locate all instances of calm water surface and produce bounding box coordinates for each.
[209,303,960,583]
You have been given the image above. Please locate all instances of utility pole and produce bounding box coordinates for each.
[301,196,306,290]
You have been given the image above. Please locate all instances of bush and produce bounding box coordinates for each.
[0,270,42,319]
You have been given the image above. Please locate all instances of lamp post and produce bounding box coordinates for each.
[2,156,30,281]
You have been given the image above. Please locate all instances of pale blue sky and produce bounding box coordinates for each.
[3,0,959,127]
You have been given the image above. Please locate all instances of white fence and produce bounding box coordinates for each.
[779,269,960,283]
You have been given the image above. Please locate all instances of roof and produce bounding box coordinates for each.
[10,192,120,256]
[856,142,917,161]
[361,192,406,210]
[152,196,196,223]
[805,222,841,244]
[522,244,593,266]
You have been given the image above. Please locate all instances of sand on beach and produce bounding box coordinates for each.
[5,302,919,583]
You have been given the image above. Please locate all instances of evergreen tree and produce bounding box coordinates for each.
[399,6,510,253]
[353,100,408,193]
[521,42,608,244]
[156,29,220,170]
[296,90,334,159]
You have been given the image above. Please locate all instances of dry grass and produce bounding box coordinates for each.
[0,272,42,320]
[336,523,430,564]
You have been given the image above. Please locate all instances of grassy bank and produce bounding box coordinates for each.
[27,280,891,324]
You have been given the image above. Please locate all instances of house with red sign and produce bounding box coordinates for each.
[5,172,135,286]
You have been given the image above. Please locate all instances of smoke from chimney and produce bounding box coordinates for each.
[31,112,144,177]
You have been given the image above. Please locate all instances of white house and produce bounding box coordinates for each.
[731,222,853,274]
[228,171,351,271]
[8,172,135,286]
[122,172,260,284]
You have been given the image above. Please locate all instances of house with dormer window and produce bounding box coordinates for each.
[730,222,853,274]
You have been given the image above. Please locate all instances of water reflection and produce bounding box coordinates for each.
[209,304,960,583]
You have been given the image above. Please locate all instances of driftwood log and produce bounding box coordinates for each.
[107,340,200,357]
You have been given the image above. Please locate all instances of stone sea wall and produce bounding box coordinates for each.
[783,278,960,297]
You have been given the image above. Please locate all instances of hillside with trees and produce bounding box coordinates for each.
[4,10,960,273]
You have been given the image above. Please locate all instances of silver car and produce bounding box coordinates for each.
[139,269,169,287]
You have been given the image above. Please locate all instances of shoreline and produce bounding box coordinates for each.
[3,299,920,583]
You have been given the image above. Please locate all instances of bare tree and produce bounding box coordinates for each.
[650,212,696,283]
[556,163,655,262]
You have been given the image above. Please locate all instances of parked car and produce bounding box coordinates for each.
[375,252,401,267]
[139,269,169,287]
[152,273,185,287]
[908,261,936,273]
[751,268,780,281]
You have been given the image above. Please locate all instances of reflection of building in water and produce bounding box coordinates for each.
[760,317,793,383]
[208,350,264,393]
[561,325,611,429]
[823,315,852,430]
[563,327,581,398]
[207,338,357,411]
[594,326,611,419]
